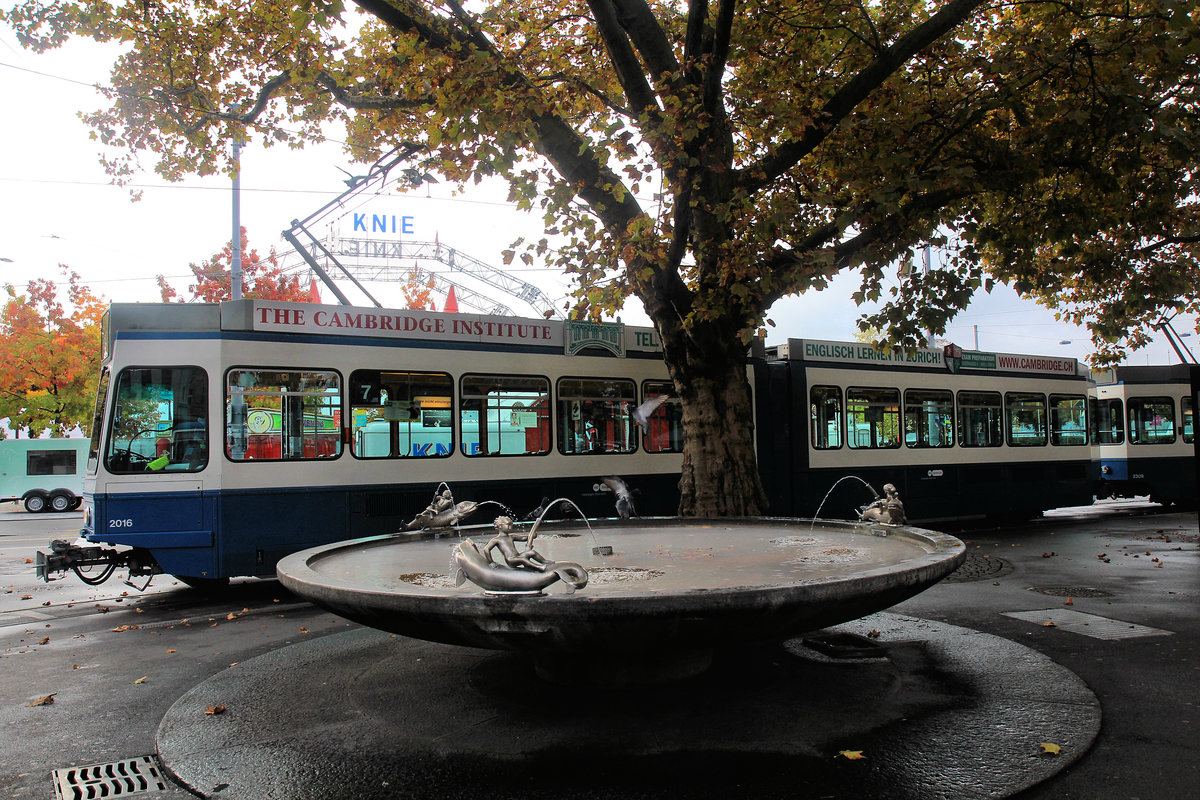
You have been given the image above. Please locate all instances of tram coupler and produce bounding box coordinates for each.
[34,539,157,584]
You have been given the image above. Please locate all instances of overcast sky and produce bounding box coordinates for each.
[1,31,1193,367]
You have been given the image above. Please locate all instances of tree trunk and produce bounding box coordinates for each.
[657,316,768,517]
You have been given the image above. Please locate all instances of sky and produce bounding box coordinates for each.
[1,30,1194,368]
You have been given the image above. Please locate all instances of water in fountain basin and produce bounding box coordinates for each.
[810,475,880,528]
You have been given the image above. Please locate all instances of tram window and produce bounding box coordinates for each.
[904,389,953,448]
[106,366,208,473]
[460,374,550,456]
[1090,398,1124,445]
[1127,396,1175,444]
[349,370,453,459]
[846,387,901,449]
[226,369,342,461]
[558,377,637,455]
[1183,396,1194,444]
[1049,394,1087,446]
[1006,392,1047,447]
[811,386,843,449]
[87,367,111,474]
[640,380,683,453]
[957,391,1002,447]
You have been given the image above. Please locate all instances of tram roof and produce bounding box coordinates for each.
[102,300,664,358]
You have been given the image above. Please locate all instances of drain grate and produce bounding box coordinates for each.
[941,552,1013,583]
[51,756,168,799]
[1028,586,1114,598]
[1001,609,1173,640]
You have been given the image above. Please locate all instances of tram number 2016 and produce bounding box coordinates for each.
[108,519,134,528]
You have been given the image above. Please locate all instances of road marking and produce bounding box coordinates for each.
[1002,608,1173,640]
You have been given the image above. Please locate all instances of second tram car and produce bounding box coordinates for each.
[40,299,1104,586]
[756,339,1097,522]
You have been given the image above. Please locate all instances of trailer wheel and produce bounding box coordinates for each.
[23,492,48,513]
[69,497,83,511]
[49,492,74,513]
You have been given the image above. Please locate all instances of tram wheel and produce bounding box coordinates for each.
[175,575,231,593]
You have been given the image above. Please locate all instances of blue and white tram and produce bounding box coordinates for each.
[38,299,1104,587]
[754,339,1098,522]
[43,300,685,586]
[1093,365,1196,506]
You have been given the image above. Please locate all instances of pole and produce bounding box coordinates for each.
[231,137,243,300]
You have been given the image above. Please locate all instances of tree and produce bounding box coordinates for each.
[401,266,436,310]
[0,268,106,438]
[6,1,1199,514]
[157,227,310,303]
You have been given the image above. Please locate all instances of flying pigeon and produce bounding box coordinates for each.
[602,476,638,519]
[631,394,672,435]
[524,496,553,521]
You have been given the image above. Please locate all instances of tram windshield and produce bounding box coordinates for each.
[105,366,208,473]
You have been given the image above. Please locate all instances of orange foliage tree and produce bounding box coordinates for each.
[0,268,106,438]
[401,266,435,311]
[158,227,309,303]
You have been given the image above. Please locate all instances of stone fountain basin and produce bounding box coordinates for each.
[278,518,964,682]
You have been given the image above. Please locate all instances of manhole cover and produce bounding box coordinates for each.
[1028,586,1114,598]
[52,755,168,799]
[941,552,1013,583]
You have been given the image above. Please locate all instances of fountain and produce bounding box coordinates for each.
[277,490,965,685]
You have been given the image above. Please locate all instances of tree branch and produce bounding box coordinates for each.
[587,0,659,115]
[736,0,987,194]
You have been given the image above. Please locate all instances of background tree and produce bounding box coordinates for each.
[401,266,436,310]
[0,268,106,438]
[6,1,1198,514]
[157,227,309,303]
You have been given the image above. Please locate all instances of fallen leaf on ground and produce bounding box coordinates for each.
[838,750,866,760]
[1041,552,1056,558]
[38,637,50,645]
[1064,598,1073,605]
[134,676,148,684]
[27,694,56,707]
[1040,742,1062,755]
[867,630,881,639]
[205,705,227,715]
[111,625,140,632]
[1043,621,1057,627]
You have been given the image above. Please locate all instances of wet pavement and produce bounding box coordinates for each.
[1,500,1197,799]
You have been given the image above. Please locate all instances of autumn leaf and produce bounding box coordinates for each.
[205,705,227,715]
[134,676,148,684]
[27,694,56,707]
[299,627,309,634]
[838,750,866,760]
[1040,742,1062,756]
[38,637,50,645]
[1042,621,1058,627]
[111,625,140,632]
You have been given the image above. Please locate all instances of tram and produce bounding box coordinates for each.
[755,339,1097,522]
[1092,364,1196,506]
[38,299,1099,587]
